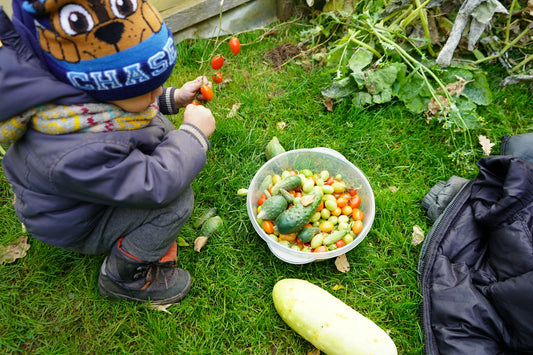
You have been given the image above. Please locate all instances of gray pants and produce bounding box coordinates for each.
[64,186,194,262]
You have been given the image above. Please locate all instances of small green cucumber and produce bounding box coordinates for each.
[271,175,302,195]
[199,216,223,237]
[298,226,321,243]
[275,190,323,234]
[265,136,286,160]
[193,207,218,229]
[257,195,288,221]
[279,188,295,204]
[323,230,348,246]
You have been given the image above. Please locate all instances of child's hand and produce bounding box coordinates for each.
[183,104,216,138]
[174,76,212,107]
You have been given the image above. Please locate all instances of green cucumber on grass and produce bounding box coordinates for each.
[273,279,397,355]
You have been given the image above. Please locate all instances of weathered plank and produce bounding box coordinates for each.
[159,0,252,34]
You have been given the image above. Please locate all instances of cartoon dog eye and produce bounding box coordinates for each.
[110,0,138,19]
[59,4,94,36]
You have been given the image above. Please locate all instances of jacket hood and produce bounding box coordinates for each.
[0,6,94,121]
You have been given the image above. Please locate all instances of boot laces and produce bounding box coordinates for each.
[135,262,176,289]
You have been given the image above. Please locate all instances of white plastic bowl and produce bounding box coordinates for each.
[246,148,375,264]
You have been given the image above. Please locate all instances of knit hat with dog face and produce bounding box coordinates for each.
[16,0,176,101]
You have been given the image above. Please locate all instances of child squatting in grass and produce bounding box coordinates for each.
[0,0,216,304]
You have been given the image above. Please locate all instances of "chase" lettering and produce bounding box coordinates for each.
[66,37,177,92]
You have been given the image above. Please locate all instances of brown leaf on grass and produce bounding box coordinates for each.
[323,98,334,112]
[427,94,449,117]
[335,254,350,273]
[194,236,209,252]
[478,135,495,156]
[0,235,30,264]
[388,186,398,193]
[276,122,287,130]
[308,348,321,355]
[412,225,425,246]
[446,76,474,97]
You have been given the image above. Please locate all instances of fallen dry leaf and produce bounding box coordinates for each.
[194,236,209,252]
[301,194,315,206]
[335,254,350,273]
[388,186,398,193]
[227,103,242,118]
[446,76,474,97]
[478,135,495,156]
[323,98,334,112]
[0,235,30,265]
[149,303,173,314]
[276,122,287,130]
[177,237,189,247]
[308,349,320,355]
[332,284,345,291]
[412,225,425,246]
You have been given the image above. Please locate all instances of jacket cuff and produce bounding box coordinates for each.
[158,87,178,115]
[179,123,210,152]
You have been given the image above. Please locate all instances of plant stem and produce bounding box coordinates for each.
[474,24,532,66]
[505,0,517,43]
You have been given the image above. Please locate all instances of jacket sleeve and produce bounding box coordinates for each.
[48,115,210,207]
[158,87,179,115]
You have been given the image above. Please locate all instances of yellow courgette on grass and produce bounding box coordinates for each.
[273,279,397,355]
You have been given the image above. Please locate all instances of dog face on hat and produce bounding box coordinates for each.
[31,0,163,63]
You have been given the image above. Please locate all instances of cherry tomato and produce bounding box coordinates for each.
[191,100,202,105]
[349,195,361,209]
[324,177,335,185]
[335,239,346,248]
[212,71,223,84]
[229,37,241,54]
[336,197,348,208]
[200,84,213,101]
[257,193,267,205]
[211,55,224,70]
[313,245,328,253]
[316,201,324,212]
[279,233,297,242]
[352,220,363,234]
[262,220,274,234]
[341,205,353,216]
[347,189,358,196]
[352,208,364,221]
[319,220,334,233]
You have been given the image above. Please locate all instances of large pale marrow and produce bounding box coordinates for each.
[272,279,397,355]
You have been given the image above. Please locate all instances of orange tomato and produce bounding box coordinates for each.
[190,100,202,105]
[200,84,213,101]
[212,71,223,84]
[352,220,363,234]
[313,245,328,253]
[319,221,334,233]
[279,233,297,242]
[331,207,342,217]
[316,201,324,212]
[352,208,364,221]
[335,239,346,248]
[336,197,348,208]
[257,193,267,205]
[262,220,274,234]
[349,195,361,209]
[341,205,353,216]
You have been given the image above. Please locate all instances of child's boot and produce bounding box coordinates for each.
[98,239,191,304]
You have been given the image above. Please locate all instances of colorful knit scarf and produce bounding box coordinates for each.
[0,102,158,144]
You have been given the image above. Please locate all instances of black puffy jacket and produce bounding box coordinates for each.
[419,133,533,354]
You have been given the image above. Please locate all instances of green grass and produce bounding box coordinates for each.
[0,19,531,354]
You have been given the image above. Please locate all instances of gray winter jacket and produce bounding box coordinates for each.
[0,7,210,249]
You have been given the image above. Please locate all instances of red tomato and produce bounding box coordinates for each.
[262,220,274,234]
[212,71,223,84]
[349,195,361,209]
[324,177,335,185]
[200,84,213,101]
[335,239,346,248]
[347,189,358,196]
[211,55,224,70]
[313,245,328,253]
[257,193,267,205]
[191,100,202,105]
[229,37,241,54]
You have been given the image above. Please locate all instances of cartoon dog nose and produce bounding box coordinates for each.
[94,22,124,46]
